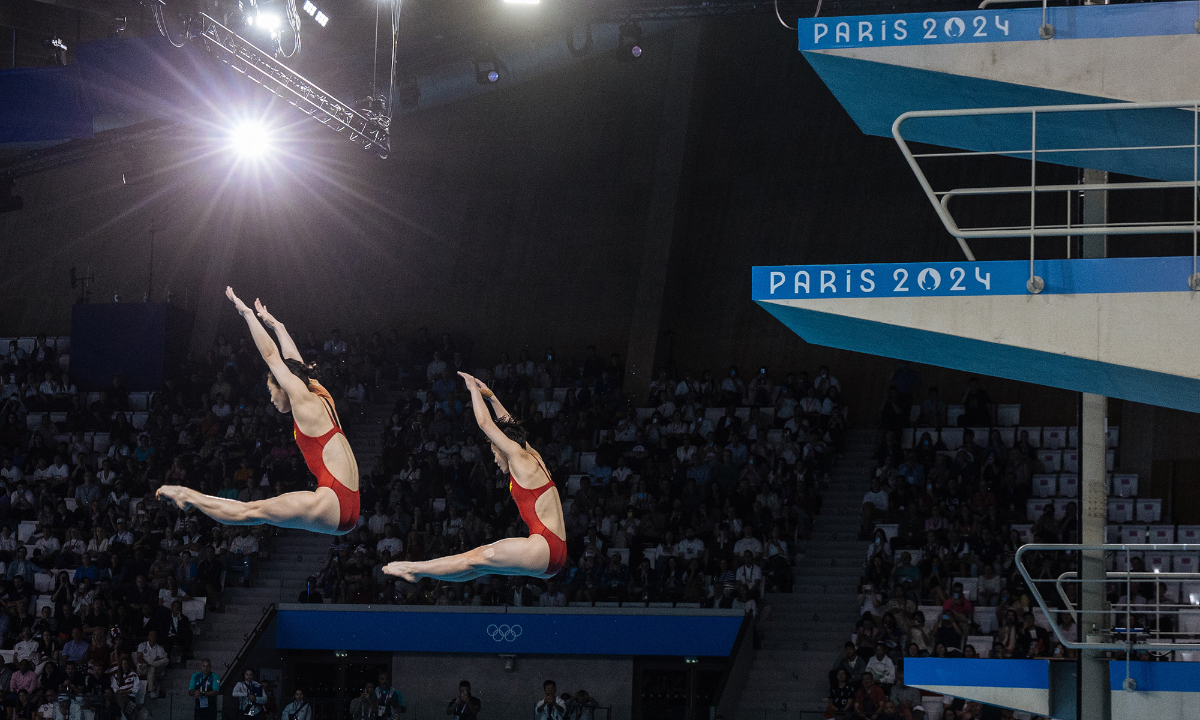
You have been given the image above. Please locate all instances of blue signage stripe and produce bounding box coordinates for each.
[753,257,1195,300]
[275,609,745,656]
[906,658,1050,689]
[797,1,1196,50]
[1109,660,1200,692]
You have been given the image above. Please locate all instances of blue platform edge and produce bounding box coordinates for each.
[752,256,1197,300]
[906,658,1051,689]
[275,608,745,656]
[800,52,1196,181]
[796,1,1198,50]
[1110,660,1200,692]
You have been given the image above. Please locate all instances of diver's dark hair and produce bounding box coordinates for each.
[265,359,321,387]
[494,415,528,448]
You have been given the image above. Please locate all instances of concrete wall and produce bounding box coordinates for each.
[391,653,633,720]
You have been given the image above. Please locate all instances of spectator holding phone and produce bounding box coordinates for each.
[375,672,406,718]
[535,680,566,720]
[446,680,481,720]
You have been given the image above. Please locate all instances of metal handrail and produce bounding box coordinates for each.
[221,602,277,686]
[892,100,1200,289]
[1015,543,1200,652]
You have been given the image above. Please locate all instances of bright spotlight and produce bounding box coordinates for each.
[314,11,328,26]
[302,1,317,15]
[503,0,541,5]
[257,12,280,31]
[229,122,272,159]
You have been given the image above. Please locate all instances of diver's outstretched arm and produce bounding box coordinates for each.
[226,287,307,399]
[254,298,302,362]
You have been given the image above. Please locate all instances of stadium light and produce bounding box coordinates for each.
[302,1,317,15]
[503,0,541,5]
[229,121,272,159]
[314,11,328,26]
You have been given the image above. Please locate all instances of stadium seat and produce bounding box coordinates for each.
[1178,526,1200,544]
[946,405,965,427]
[913,427,937,446]
[553,388,569,403]
[528,388,546,403]
[35,595,53,614]
[566,475,585,497]
[939,428,963,451]
[1043,427,1068,449]
[1107,426,1120,448]
[131,412,148,430]
[16,338,34,353]
[995,404,1020,427]
[1112,474,1138,498]
[1119,525,1147,544]
[608,548,630,565]
[579,452,597,475]
[901,429,914,449]
[92,432,110,452]
[969,428,989,446]
[1148,526,1175,544]
[1027,499,1053,521]
[128,392,149,411]
[1108,500,1135,524]
[1107,448,1115,471]
[1058,474,1078,498]
[1175,554,1200,575]
[875,524,899,542]
[767,429,783,445]
[954,577,979,601]
[1011,525,1033,544]
[974,607,998,634]
[993,427,1015,446]
[17,522,37,543]
[1136,500,1163,523]
[182,599,206,621]
[1037,450,1062,473]
[1019,427,1042,448]
[1105,525,1122,543]
[966,635,994,657]
[1062,451,1079,474]
[918,606,940,630]
[635,408,655,422]
[1067,426,1078,449]
[1031,475,1057,498]
[33,575,53,593]
[1145,552,1171,574]
[1115,550,1145,572]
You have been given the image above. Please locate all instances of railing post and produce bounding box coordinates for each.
[1028,111,1044,293]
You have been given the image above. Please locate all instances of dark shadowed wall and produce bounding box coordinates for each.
[0,17,1088,422]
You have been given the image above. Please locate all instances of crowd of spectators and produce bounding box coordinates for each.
[302,336,851,611]
[0,329,399,718]
[826,372,1099,720]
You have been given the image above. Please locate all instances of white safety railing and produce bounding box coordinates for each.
[1015,543,1200,654]
[892,101,1200,293]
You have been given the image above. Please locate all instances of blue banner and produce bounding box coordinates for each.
[275,606,745,656]
[753,256,1196,301]
[797,1,1197,51]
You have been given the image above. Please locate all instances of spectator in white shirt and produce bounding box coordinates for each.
[367,503,390,536]
[611,458,633,485]
[324,330,347,357]
[0,457,20,484]
[675,527,706,563]
[32,527,60,565]
[137,630,170,697]
[13,629,38,664]
[813,365,840,397]
[539,580,566,607]
[212,395,233,419]
[862,479,889,514]
[732,527,763,559]
[865,643,896,686]
[735,551,763,597]
[376,526,402,556]
[426,351,447,381]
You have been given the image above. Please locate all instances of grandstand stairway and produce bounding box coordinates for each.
[146,389,397,713]
[726,428,874,719]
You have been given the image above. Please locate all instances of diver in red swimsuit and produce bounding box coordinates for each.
[156,288,360,535]
[384,373,567,582]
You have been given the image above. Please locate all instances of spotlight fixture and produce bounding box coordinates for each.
[302,1,329,27]
[474,49,501,84]
[618,22,643,61]
[228,121,272,159]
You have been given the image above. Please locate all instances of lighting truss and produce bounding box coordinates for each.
[195,13,390,158]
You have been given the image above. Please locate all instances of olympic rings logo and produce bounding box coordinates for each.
[486,624,523,642]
